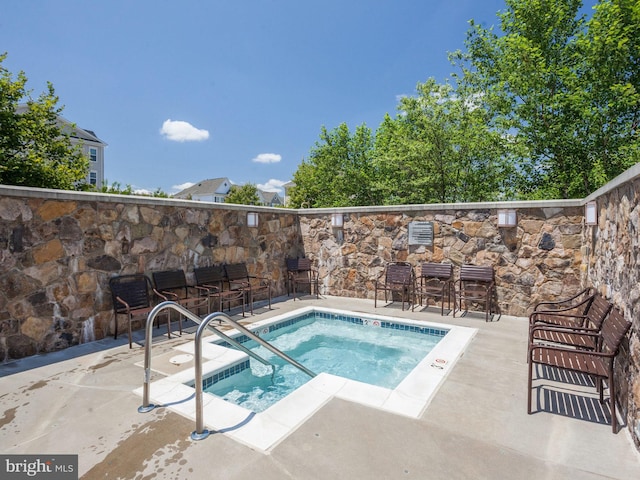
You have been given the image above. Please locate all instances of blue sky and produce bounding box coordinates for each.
[2,0,596,196]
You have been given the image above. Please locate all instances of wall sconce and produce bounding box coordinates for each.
[247,212,259,228]
[585,201,597,225]
[331,213,344,228]
[497,209,517,227]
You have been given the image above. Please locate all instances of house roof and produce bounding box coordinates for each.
[16,104,107,146]
[173,177,231,198]
[259,190,281,204]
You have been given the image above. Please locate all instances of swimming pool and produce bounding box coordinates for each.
[136,306,477,452]
[204,312,447,412]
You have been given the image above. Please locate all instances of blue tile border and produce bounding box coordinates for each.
[199,359,250,390]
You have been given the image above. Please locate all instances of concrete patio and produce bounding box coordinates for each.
[1,295,639,479]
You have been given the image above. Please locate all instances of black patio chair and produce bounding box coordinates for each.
[109,274,170,348]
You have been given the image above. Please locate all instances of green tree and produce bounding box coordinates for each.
[290,123,378,208]
[100,179,169,197]
[579,0,640,184]
[0,53,89,189]
[225,183,260,205]
[457,0,639,199]
[373,79,517,204]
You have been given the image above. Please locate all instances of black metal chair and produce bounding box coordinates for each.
[194,265,245,315]
[528,306,632,433]
[374,262,415,311]
[109,274,170,348]
[454,264,495,321]
[224,263,272,315]
[287,257,319,300]
[415,262,454,315]
[151,269,209,317]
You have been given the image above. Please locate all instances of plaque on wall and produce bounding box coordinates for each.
[408,221,434,246]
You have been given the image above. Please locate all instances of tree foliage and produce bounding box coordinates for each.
[100,179,169,197]
[456,0,640,198]
[289,123,378,208]
[0,53,89,190]
[225,183,260,205]
[291,0,639,206]
[373,79,517,204]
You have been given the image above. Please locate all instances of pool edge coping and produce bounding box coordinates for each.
[132,307,477,453]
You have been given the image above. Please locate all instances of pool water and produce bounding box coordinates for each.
[204,316,445,412]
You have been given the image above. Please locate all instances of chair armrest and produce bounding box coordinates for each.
[200,283,221,293]
[529,324,599,345]
[528,342,615,359]
[529,312,587,325]
[192,285,213,295]
[115,296,131,311]
[154,289,178,301]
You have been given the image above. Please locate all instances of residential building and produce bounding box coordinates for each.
[173,177,232,202]
[16,105,107,189]
[174,177,284,206]
[282,181,295,206]
[258,190,283,207]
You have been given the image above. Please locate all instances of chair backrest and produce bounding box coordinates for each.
[109,274,152,312]
[193,265,225,286]
[420,262,452,280]
[600,306,632,355]
[460,265,494,283]
[286,257,299,272]
[152,269,189,298]
[225,263,249,282]
[385,262,413,284]
[585,293,612,330]
[534,287,595,313]
[297,258,313,272]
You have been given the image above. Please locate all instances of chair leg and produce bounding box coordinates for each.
[527,356,534,414]
[609,374,617,433]
[166,311,172,339]
[127,314,133,349]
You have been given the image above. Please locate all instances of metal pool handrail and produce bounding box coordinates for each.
[139,302,316,432]
[139,301,271,412]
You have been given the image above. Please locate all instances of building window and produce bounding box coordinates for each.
[89,148,97,162]
[89,171,97,185]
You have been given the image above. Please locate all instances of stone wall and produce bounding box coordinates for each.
[1,174,639,447]
[299,202,585,317]
[583,164,640,450]
[0,186,301,361]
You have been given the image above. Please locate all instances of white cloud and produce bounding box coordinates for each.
[171,181,195,192]
[252,153,282,164]
[160,119,209,142]
[257,178,287,193]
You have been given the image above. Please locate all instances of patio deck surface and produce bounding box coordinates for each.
[1,295,639,479]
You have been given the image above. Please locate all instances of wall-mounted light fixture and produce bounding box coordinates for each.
[585,201,597,225]
[331,213,344,228]
[247,212,259,228]
[497,209,517,227]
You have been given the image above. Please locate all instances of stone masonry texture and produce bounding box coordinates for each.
[0,168,639,449]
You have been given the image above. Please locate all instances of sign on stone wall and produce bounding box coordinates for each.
[408,221,434,246]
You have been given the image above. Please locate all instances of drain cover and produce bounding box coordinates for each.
[169,354,193,365]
